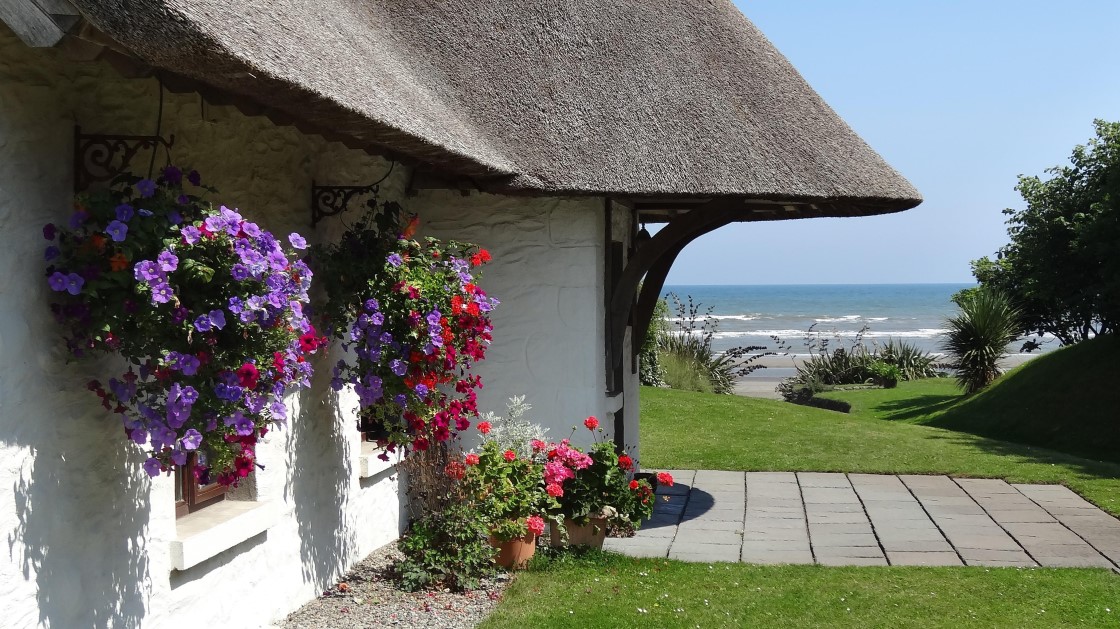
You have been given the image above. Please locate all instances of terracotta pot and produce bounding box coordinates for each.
[549,517,608,549]
[490,533,537,569]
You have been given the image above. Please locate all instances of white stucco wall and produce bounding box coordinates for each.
[0,24,637,628]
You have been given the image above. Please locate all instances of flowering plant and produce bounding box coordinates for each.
[462,441,552,541]
[312,204,496,454]
[552,417,671,528]
[44,167,324,484]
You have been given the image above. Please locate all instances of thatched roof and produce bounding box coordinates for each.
[65,0,921,215]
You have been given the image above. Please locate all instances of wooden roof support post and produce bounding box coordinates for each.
[607,203,741,371]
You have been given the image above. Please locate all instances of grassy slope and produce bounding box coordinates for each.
[481,551,1120,629]
[821,334,1120,464]
[641,386,1120,517]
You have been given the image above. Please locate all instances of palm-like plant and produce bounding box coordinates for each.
[942,289,1021,394]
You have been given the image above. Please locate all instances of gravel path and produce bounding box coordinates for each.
[276,543,511,628]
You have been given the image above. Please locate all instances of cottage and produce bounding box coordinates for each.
[0,1,919,626]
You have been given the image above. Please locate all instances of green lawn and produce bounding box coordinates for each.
[487,380,1120,627]
[642,385,1120,517]
[481,551,1120,628]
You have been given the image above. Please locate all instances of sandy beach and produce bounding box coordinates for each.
[733,353,1042,400]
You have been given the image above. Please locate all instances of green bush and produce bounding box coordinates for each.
[942,289,1021,394]
[396,504,496,592]
[639,297,668,386]
[658,294,772,395]
[878,339,940,380]
[867,360,902,389]
[661,350,715,394]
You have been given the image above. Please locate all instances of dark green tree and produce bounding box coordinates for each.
[971,120,1120,345]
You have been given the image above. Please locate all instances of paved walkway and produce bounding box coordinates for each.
[606,471,1120,569]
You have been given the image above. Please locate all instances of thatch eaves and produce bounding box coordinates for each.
[64,0,921,215]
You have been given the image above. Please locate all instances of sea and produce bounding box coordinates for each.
[660,284,1052,368]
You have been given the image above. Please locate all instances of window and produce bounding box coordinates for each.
[357,412,390,443]
[174,454,227,518]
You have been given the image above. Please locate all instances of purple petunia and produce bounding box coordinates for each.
[136,179,157,198]
[162,165,182,185]
[134,260,161,282]
[43,223,56,240]
[387,253,403,267]
[181,225,201,245]
[105,220,128,242]
[64,273,85,295]
[288,233,308,250]
[150,281,173,304]
[167,210,182,226]
[364,298,379,312]
[413,383,429,398]
[115,204,135,222]
[157,250,178,273]
[142,457,163,477]
[180,428,203,450]
[68,211,88,229]
[390,359,407,376]
[44,246,60,261]
[47,271,67,292]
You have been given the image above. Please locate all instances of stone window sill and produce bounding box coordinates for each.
[359,441,401,478]
[170,501,278,571]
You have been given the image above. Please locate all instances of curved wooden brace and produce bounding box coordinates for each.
[608,204,741,369]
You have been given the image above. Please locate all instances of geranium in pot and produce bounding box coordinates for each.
[462,441,552,569]
[549,416,673,546]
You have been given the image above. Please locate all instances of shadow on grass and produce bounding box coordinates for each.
[917,428,1120,489]
[870,394,961,421]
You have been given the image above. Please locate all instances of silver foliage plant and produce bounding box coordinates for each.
[477,395,548,458]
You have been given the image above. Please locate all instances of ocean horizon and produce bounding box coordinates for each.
[660,283,1054,359]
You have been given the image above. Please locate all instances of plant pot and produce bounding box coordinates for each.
[549,517,608,548]
[490,533,537,569]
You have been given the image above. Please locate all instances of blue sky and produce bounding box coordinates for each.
[665,0,1120,285]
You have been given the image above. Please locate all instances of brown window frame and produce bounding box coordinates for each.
[174,454,227,518]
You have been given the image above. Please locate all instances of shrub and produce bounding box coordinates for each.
[658,294,771,394]
[396,503,495,591]
[638,297,668,386]
[867,360,902,389]
[475,395,548,459]
[942,289,1021,394]
[877,339,940,380]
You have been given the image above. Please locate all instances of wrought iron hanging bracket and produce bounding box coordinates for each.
[73,126,174,192]
[310,163,396,227]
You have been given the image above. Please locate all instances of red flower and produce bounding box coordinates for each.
[477,421,492,434]
[503,450,517,462]
[584,416,599,431]
[629,480,639,490]
[618,454,633,471]
[526,515,545,536]
[298,332,319,353]
[237,362,260,389]
[546,483,564,498]
[465,453,480,466]
[530,439,546,452]
[444,461,466,481]
[656,472,674,487]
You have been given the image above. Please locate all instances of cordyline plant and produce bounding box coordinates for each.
[44,167,325,484]
[311,203,496,454]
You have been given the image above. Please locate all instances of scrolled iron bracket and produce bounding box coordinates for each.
[310,163,396,227]
[73,126,174,192]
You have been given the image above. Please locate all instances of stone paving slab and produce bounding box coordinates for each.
[617,470,1120,569]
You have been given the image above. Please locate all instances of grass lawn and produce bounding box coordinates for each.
[481,550,1120,628]
[642,386,1120,517]
[488,378,1120,627]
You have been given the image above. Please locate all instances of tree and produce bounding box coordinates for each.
[971,120,1120,345]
